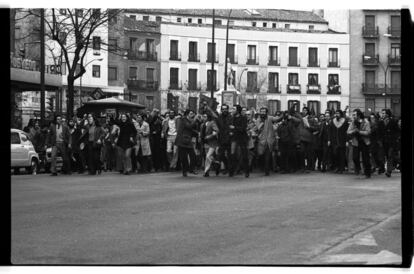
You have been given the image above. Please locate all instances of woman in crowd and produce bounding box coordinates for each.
[116,113,137,175]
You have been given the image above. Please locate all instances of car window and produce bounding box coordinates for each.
[20,134,28,142]
[11,132,21,144]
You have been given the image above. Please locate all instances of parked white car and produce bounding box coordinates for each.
[11,128,40,175]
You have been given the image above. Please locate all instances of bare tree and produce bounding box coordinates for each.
[15,8,124,118]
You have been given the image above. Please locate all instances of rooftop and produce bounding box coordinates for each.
[124,16,161,33]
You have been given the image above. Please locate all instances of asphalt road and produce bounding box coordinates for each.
[11,171,401,265]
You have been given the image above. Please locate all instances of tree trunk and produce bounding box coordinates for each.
[67,76,75,119]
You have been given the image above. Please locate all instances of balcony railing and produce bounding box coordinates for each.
[169,80,182,90]
[327,85,341,94]
[307,59,320,67]
[328,60,340,68]
[362,26,379,38]
[268,57,280,66]
[388,54,401,66]
[246,58,259,65]
[169,52,181,61]
[362,54,379,66]
[268,84,281,93]
[307,84,321,94]
[387,26,401,38]
[187,81,201,91]
[288,58,300,67]
[127,79,159,91]
[127,50,158,61]
[362,83,401,95]
[287,84,301,94]
[206,54,219,63]
[188,53,200,62]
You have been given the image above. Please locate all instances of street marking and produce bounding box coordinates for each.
[321,250,401,264]
[350,232,377,246]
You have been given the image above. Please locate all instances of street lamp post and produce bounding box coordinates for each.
[79,58,103,106]
[363,55,390,109]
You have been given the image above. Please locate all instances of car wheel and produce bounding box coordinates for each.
[26,159,38,175]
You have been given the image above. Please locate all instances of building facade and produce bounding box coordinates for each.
[124,9,350,114]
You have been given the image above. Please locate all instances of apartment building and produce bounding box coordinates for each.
[125,9,350,114]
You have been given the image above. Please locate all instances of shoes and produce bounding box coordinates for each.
[190,170,198,175]
[203,172,209,177]
[50,173,57,176]
[245,172,250,178]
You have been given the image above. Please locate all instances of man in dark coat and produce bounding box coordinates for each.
[277,112,291,173]
[175,109,198,177]
[328,109,349,174]
[369,113,385,174]
[46,114,72,176]
[318,111,332,172]
[381,109,400,177]
[216,104,233,175]
[229,105,249,178]
[148,109,163,172]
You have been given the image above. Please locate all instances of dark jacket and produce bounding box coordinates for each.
[382,118,399,147]
[216,114,233,145]
[175,117,197,148]
[299,115,318,143]
[116,121,137,150]
[231,114,248,143]
[80,123,106,147]
[328,117,349,148]
[287,113,302,145]
[148,115,163,140]
[318,120,330,147]
[277,120,290,143]
[46,123,71,146]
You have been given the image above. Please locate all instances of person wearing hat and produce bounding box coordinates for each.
[229,105,249,177]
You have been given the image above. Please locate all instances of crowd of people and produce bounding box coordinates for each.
[21,103,401,179]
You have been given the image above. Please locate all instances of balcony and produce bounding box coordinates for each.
[388,54,401,66]
[307,84,321,94]
[127,50,158,61]
[362,26,379,38]
[327,85,341,94]
[307,59,320,68]
[361,83,401,95]
[268,57,280,66]
[328,60,340,68]
[246,58,259,65]
[206,54,219,63]
[187,81,201,91]
[287,84,301,94]
[127,79,159,91]
[169,80,182,90]
[387,26,401,39]
[188,53,200,62]
[288,58,300,67]
[362,54,379,66]
[268,84,281,93]
[169,52,181,61]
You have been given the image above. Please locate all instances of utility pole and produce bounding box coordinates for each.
[210,9,215,100]
[224,10,232,91]
[40,9,45,122]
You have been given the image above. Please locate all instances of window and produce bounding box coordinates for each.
[391,43,400,59]
[288,47,298,66]
[146,96,155,110]
[170,40,179,60]
[143,15,149,21]
[390,15,401,35]
[285,24,290,29]
[207,42,216,62]
[365,43,375,56]
[59,9,66,15]
[288,100,300,112]
[207,70,217,91]
[75,63,81,76]
[269,46,278,63]
[177,17,181,22]
[92,36,101,50]
[11,132,21,144]
[129,37,137,51]
[146,68,154,83]
[108,67,117,81]
[365,15,375,30]
[188,69,198,90]
[188,41,198,61]
[263,22,267,27]
[268,100,281,115]
[92,65,100,78]
[307,101,320,115]
[129,66,137,79]
[188,18,192,23]
[59,31,66,45]
[272,23,276,28]
[268,72,279,93]
[288,73,299,85]
[247,71,257,92]
[228,20,235,26]
[308,74,318,85]
[391,71,401,90]
[247,45,256,61]
[227,44,235,63]
[308,47,318,66]
[156,16,162,22]
[109,10,117,23]
[252,22,257,27]
[327,101,341,112]
[198,18,202,24]
[170,68,179,89]
[309,25,314,30]
[328,74,339,86]
[146,39,156,59]
[188,97,198,113]
[108,39,117,51]
[130,15,136,20]
[328,48,338,67]
[214,19,222,25]
[365,71,375,88]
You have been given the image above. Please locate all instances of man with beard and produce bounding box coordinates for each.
[148,109,163,172]
[328,109,349,174]
[216,104,233,175]
[347,109,371,178]
[255,107,283,176]
[162,110,179,170]
[381,109,399,177]
[229,105,249,178]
